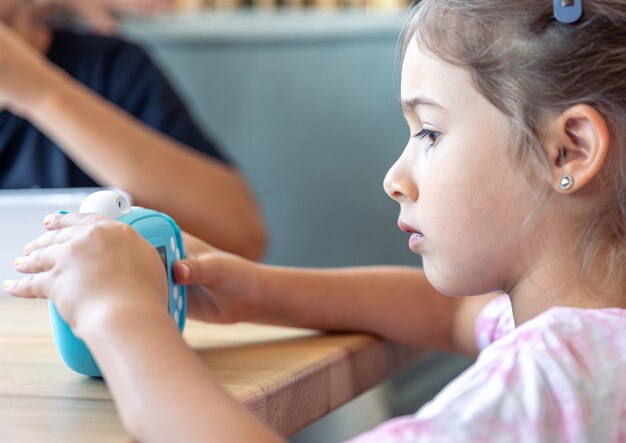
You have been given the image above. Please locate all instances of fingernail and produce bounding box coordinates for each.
[13,257,24,267]
[3,279,16,289]
[180,263,191,280]
[56,210,69,215]
[43,214,55,225]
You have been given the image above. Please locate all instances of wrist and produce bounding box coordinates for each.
[74,297,169,345]
[24,66,74,122]
[250,264,289,325]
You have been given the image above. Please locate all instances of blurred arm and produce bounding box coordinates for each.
[26,68,266,260]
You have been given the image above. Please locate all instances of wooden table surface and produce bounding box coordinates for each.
[0,296,420,442]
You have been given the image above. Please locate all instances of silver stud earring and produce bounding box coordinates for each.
[559,175,574,191]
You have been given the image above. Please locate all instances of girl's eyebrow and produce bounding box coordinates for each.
[400,96,446,114]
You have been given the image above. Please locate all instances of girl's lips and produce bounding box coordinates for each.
[408,232,424,253]
[397,220,424,253]
[397,220,422,235]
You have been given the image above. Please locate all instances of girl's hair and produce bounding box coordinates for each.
[403,0,626,291]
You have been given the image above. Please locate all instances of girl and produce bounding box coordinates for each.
[6,0,626,441]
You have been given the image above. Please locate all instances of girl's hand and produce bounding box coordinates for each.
[0,22,60,116]
[5,213,168,338]
[173,233,266,324]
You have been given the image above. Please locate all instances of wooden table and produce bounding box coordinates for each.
[0,296,420,442]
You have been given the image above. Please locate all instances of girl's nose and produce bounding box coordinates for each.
[383,153,418,203]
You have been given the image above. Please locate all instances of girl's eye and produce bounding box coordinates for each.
[413,128,441,148]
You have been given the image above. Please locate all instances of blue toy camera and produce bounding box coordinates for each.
[49,191,187,377]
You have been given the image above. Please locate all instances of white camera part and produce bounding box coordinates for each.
[79,190,132,218]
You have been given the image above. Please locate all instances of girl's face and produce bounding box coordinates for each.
[384,38,542,296]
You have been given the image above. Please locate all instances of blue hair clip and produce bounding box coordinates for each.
[554,0,583,24]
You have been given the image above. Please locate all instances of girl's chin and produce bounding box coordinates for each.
[422,262,482,297]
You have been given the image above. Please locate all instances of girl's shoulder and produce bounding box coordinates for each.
[475,294,626,353]
[414,303,626,441]
[498,303,626,373]
[347,301,626,442]
[349,303,626,442]
[471,300,626,416]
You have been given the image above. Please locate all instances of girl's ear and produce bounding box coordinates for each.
[546,104,610,193]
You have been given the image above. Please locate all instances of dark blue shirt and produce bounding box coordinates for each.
[0,30,229,189]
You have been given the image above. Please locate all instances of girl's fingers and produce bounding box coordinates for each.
[23,226,81,255]
[43,212,112,230]
[25,213,118,254]
[14,247,55,274]
[4,273,48,299]
[181,231,218,257]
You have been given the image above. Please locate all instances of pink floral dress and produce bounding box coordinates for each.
[347,295,626,442]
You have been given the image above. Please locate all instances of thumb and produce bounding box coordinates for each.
[173,256,226,287]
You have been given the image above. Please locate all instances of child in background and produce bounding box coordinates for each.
[0,1,265,260]
[6,0,626,441]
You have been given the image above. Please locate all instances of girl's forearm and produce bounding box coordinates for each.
[81,302,283,443]
[256,265,463,352]
[26,68,265,259]
[256,265,499,355]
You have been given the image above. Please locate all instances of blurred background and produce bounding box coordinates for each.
[172,0,410,11]
[121,12,411,268]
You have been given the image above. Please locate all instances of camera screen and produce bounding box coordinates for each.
[156,245,167,272]
[156,245,169,313]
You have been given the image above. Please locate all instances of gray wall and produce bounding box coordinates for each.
[122,11,418,268]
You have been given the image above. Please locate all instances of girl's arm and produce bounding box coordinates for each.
[0,23,266,260]
[176,235,499,357]
[7,216,281,443]
[8,215,494,441]
[259,266,498,356]
[85,303,284,443]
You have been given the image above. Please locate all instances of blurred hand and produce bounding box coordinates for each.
[173,232,266,324]
[29,0,175,35]
[5,213,168,336]
[0,22,58,115]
